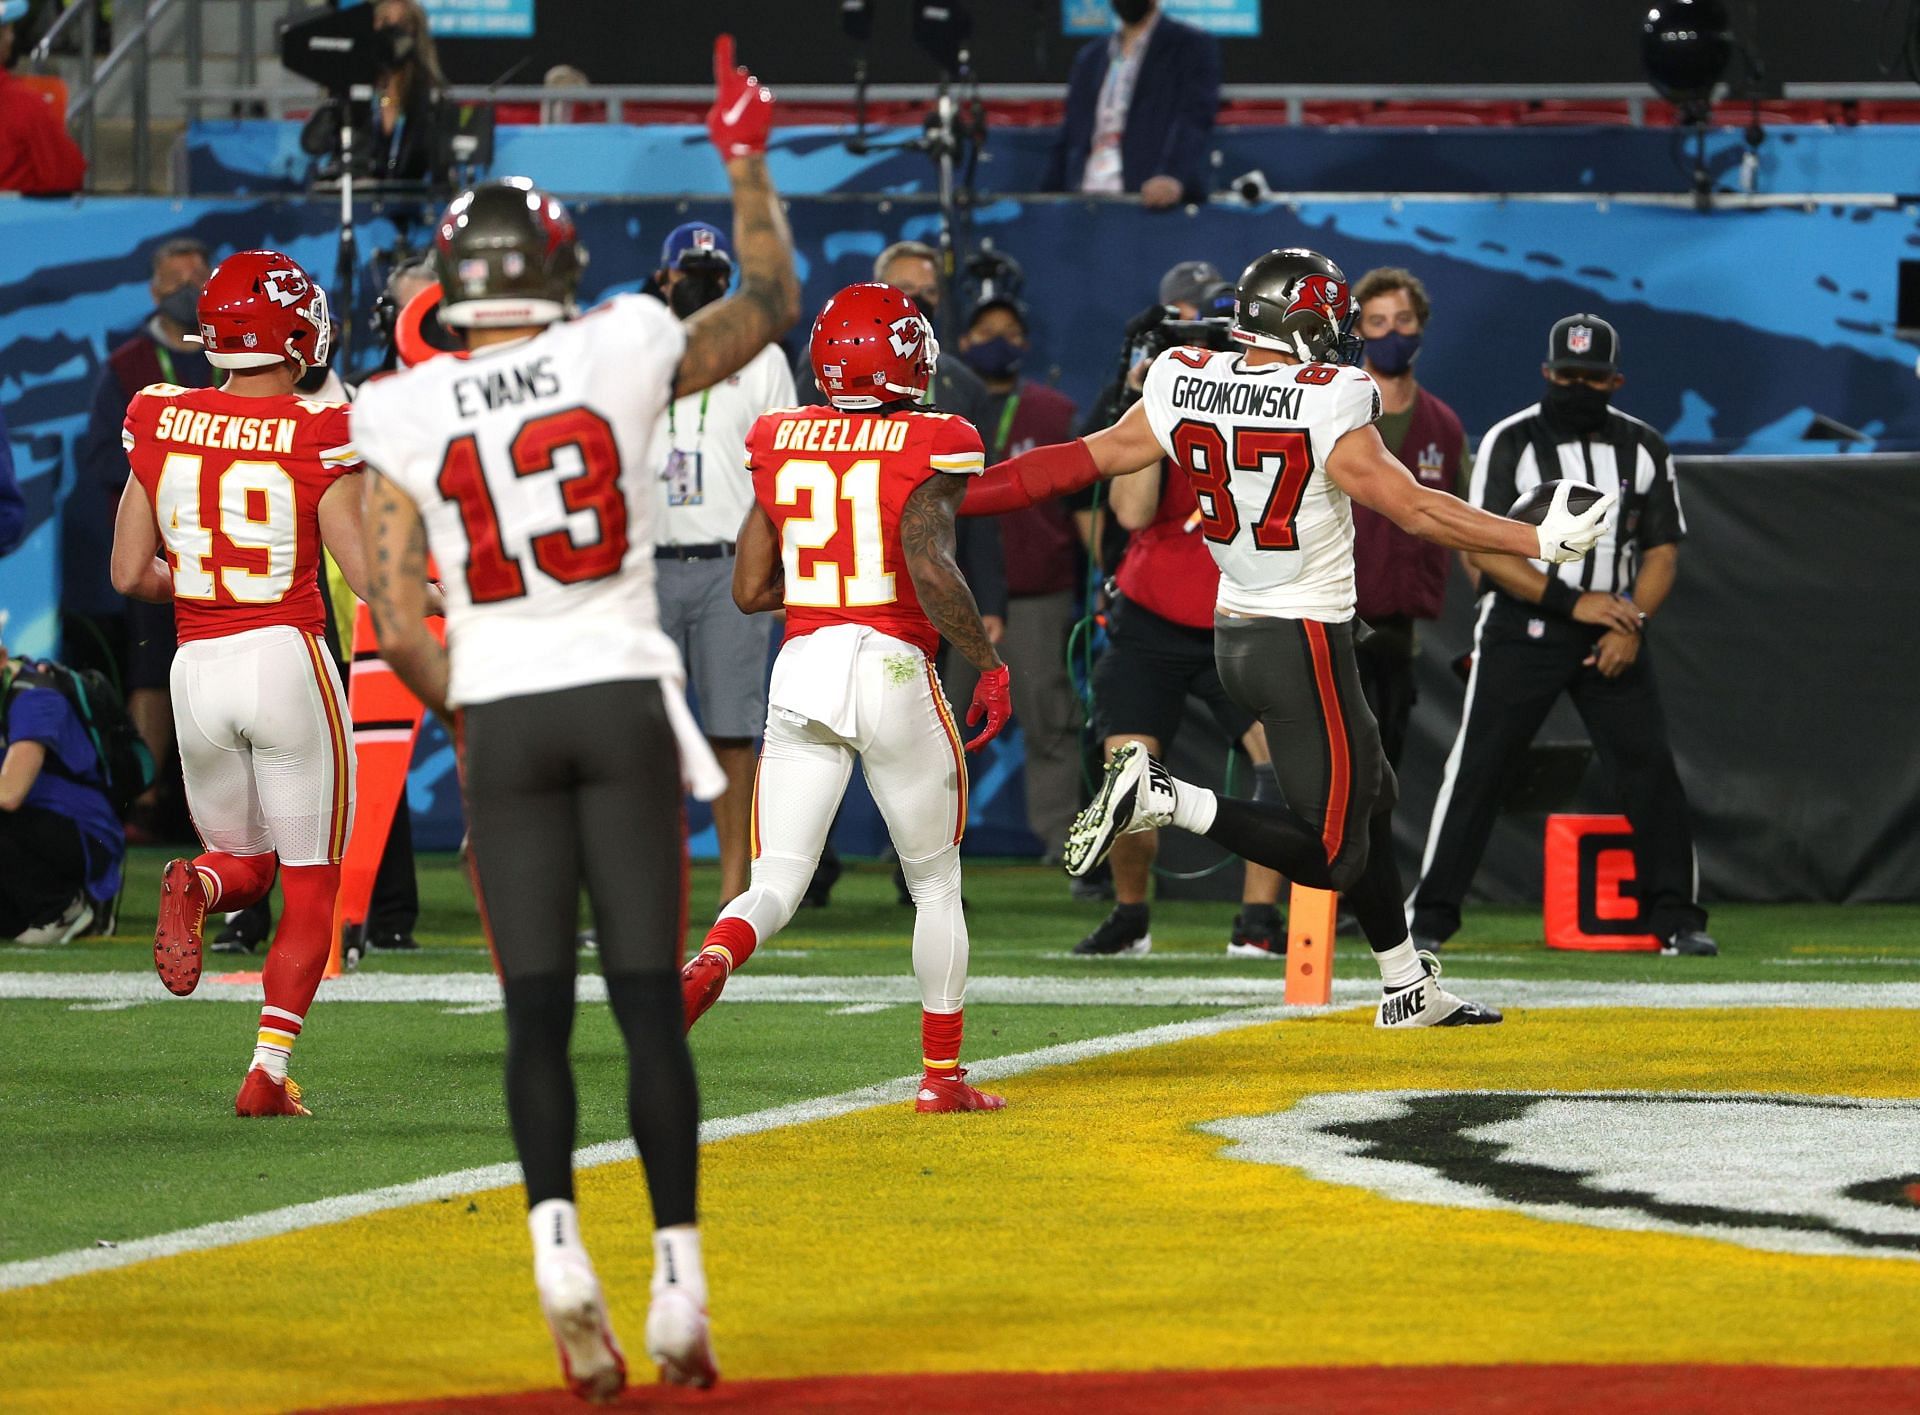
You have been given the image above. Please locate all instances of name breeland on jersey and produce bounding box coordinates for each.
[152,406,297,454]
[1170,373,1304,422]
[771,416,912,454]
[453,355,562,418]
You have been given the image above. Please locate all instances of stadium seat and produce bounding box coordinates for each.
[1517,102,1636,127]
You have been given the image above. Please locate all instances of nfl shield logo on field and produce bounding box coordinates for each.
[1569,324,1593,354]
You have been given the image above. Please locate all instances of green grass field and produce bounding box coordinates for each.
[4,847,1918,1272]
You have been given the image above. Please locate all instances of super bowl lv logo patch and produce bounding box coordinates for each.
[1204,1091,1920,1261]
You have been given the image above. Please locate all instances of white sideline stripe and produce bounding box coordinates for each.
[0,1006,1293,1295]
[6,972,1920,1011]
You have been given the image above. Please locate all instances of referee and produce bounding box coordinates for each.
[1408,314,1716,958]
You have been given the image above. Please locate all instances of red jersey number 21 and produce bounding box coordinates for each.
[437,407,629,604]
[1170,419,1314,551]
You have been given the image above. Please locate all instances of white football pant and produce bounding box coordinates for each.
[170,624,356,866]
[719,631,969,1013]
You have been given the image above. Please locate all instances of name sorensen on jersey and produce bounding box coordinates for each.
[1168,373,1305,422]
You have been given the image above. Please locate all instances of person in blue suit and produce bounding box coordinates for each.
[1044,0,1221,210]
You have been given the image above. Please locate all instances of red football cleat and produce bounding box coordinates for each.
[915,1068,1006,1114]
[235,1068,311,1117]
[154,858,207,997]
[680,950,731,1031]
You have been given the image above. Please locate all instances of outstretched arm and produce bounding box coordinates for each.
[958,398,1164,517]
[1326,423,1613,564]
[732,502,784,614]
[109,477,173,602]
[362,470,452,718]
[674,39,801,398]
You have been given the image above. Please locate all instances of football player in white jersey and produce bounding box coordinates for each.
[350,38,799,1400]
[961,248,1613,1027]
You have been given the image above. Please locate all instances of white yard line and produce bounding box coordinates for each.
[5,971,1920,1010]
[6,967,1920,1294]
[0,1005,1294,1295]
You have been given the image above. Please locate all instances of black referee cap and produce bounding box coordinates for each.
[1548,313,1619,373]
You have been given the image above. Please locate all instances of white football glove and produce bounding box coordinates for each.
[1534,481,1617,564]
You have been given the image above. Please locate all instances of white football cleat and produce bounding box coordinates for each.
[1375,951,1503,1028]
[646,1286,719,1388]
[536,1252,627,1403]
[1063,742,1177,878]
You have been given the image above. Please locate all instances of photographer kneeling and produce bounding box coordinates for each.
[1,641,127,943]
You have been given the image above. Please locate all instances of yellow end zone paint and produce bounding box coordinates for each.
[4,1008,1919,1414]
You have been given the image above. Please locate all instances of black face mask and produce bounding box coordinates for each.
[668,269,730,318]
[1544,379,1613,435]
[1112,0,1153,23]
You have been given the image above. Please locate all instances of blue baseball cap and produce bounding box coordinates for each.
[660,221,732,271]
[0,2,30,24]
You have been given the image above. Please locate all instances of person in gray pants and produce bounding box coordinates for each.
[648,221,796,904]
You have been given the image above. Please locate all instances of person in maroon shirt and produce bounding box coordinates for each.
[1348,267,1466,769]
[951,296,1088,856]
[0,4,86,196]
[1074,408,1285,959]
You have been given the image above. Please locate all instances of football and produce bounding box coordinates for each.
[1507,478,1607,525]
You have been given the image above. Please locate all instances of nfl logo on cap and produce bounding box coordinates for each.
[1568,324,1593,354]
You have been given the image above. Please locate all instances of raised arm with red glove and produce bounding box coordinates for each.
[958,397,1165,516]
[674,36,800,399]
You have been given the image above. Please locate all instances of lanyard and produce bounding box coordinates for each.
[991,390,1021,463]
[154,342,176,385]
[667,387,710,446]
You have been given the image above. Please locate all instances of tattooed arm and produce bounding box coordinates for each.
[899,472,1003,673]
[361,469,451,718]
[673,156,801,399]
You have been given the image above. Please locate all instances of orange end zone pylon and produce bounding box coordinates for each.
[1283,884,1338,1005]
[325,602,446,977]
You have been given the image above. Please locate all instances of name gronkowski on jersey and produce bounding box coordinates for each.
[1140,347,1381,622]
[747,405,986,658]
[351,293,687,709]
[123,384,360,644]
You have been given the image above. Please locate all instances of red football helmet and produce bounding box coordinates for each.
[197,249,332,375]
[809,282,939,410]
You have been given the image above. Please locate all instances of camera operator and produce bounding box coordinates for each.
[300,0,445,184]
[1071,271,1284,958]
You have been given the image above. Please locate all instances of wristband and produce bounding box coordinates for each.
[1538,578,1580,617]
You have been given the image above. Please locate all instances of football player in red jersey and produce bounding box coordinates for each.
[110,249,394,1117]
[679,282,1013,1113]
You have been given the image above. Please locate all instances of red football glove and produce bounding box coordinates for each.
[706,34,774,161]
[964,665,1013,753]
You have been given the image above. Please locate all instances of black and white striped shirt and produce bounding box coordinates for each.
[1470,403,1686,596]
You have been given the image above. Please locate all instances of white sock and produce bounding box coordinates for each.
[250,1044,290,1081]
[528,1198,585,1265]
[1170,780,1217,834]
[1375,940,1426,991]
[652,1224,708,1305]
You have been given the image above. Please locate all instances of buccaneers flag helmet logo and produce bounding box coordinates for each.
[1283,273,1348,322]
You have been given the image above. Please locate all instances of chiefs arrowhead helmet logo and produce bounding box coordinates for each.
[1283,273,1348,322]
[887,314,926,359]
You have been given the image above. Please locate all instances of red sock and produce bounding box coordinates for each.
[699,916,758,972]
[922,1008,963,1077]
[193,851,278,911]
[257,864,339,1071]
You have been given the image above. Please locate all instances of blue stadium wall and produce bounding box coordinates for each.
[5,175,1918,875]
